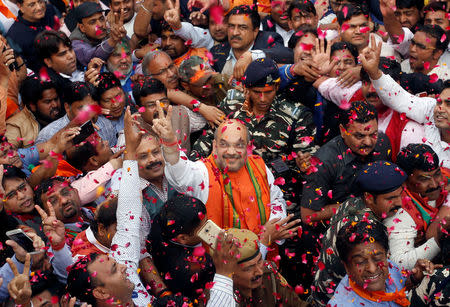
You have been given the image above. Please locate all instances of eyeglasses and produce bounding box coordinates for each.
[152,63,176,76]
[5,182,27,200]
[143,98,170,110]
[411,39,435,50]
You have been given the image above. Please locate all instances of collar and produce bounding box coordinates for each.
[86,226,110,254]
[227,43,255,61]
[169,240,202,248]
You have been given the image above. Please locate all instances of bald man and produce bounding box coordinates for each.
[152,112,298,259]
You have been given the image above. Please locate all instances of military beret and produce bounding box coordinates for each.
[242,58,280,88]
[227,228,260,264]
[356,160,407,195]
[75,2,105,23]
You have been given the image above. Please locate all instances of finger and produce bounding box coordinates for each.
[46,201,56,217]
[8,282,18,299]
[6,258,19,276]
[167,0,174,9]
[156,100,165,120]
[175,0,180,10]
[111,149,125,158]
[23,253,31,275]
[34,205,48,220]
[166,105,173,121]
[69,297,77,307]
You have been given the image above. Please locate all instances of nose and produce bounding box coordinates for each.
[17,189,26,200]
[231,26,240,36]
[366,259,378,274]
[255,263,263,276]
[400,14,408,25]
[429,177,439,189]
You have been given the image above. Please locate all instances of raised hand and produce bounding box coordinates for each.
[212,231,239,277]
[259,214,301,246]
[164,0,181,30]
[54,127,81,154]
[7,254,32,306]
[152,102,176,144]
[360,35,383,80]
[109,9,127,45]
[6,231,44,263]
[189,11,207,26]
[337,66,361,88]
[411,259,443,284]
[379,0,396,16]
[187,0,217,13]
[233,51,252,82]
[312,38,338,76]
[124,106,144,159]
[35,202,66,249]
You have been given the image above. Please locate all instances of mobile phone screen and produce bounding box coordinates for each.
[8,232,35,253]
[72,121,95,144]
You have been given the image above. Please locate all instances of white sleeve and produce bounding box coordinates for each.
[371,73,436,124]
[384,209,441,270]
[164,151,210,204]
[206,274,236,307]
[386,27,414,57]
[110,160,151,305]
[266,164,287,221]
[317,78,361,105]
[174,22,214,50]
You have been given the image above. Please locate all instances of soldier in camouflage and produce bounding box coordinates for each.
[189,58,317,207]
[309,161,407,306]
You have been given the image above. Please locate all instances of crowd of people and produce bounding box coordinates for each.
[0,0,449,305]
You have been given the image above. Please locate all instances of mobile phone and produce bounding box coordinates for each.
[6,229,40,254]
[416,91,428,98]
[196,220,223,249]
[2,46,17,72]
[72,121,95,144]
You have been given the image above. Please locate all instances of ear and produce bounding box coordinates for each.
[64,102,70,115]
[339,124,347,138]
[364,192,374,205]
[88,155,100,167]
[174,233,188,244]
[433,49,444,61]
[287,19,293,31]
[78,22,85,34]
[97,223,106,237]
[92,286,111,301]
[43,57,53,69]
[212,139,217,153]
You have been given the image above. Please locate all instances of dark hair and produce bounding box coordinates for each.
[330,41,359,63]
[62,82,94,106]
[2,165,27,189]
[444,80,450,91]
[91,197,118,237]
[336,220,389,264]
[34,177,67,208]
[153,295,193,307]
[360,57,402,83]
[288,0,316,19]
[423,1,447,15]
[159,194,207,240]
[288,24,318,49]
[440,232,449,265]
[19,76,59,108]
[226,5,261,30]
[93,72,123,102]
[396,0,424,11]
[396,143,440,175]
[66,140,98,171]
[132,77,167,106]
[161,21,174,33]
[337,4,367,26]
[31,271,65,298]
[67,253,102,306]
[34,30,72,62]
[415,24,449,52]
[340,100,378,127]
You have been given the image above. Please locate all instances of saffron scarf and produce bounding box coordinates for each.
[349,277,410,306]
[204,154,271,233]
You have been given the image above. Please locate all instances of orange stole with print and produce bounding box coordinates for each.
[174,48,210,67]
[204,154,271,234]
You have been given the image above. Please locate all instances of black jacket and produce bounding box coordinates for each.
[6,5,56,73]
[210,30,294,72]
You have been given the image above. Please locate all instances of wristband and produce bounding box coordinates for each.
[160,139,178,147]
[51,240,66,251]
[289,64,297,77]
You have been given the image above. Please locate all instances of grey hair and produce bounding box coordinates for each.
[142,50,168,75]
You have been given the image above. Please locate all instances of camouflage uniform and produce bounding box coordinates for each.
[308,196,380,306]
[409,267,450,307]
[190,88,317,205]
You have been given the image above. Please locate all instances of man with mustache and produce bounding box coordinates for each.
[311,160,407,306]
[383,144,450,270]
[153,106,300,258]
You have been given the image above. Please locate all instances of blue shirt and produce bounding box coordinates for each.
[328,261,407,307]
[18,146,41,176]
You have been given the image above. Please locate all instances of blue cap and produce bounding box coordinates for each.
[242,58,280,88]
[356,160,407,195]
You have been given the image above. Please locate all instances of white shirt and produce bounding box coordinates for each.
[221,45,265,76]
[110,160,153,306]
[174,22,215,50]
[384,208,441,270]
[60,70,85,82]
[259,23,293,47]
[123,13,137,38]
[401,57,450,81]
[372,72,450,168]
